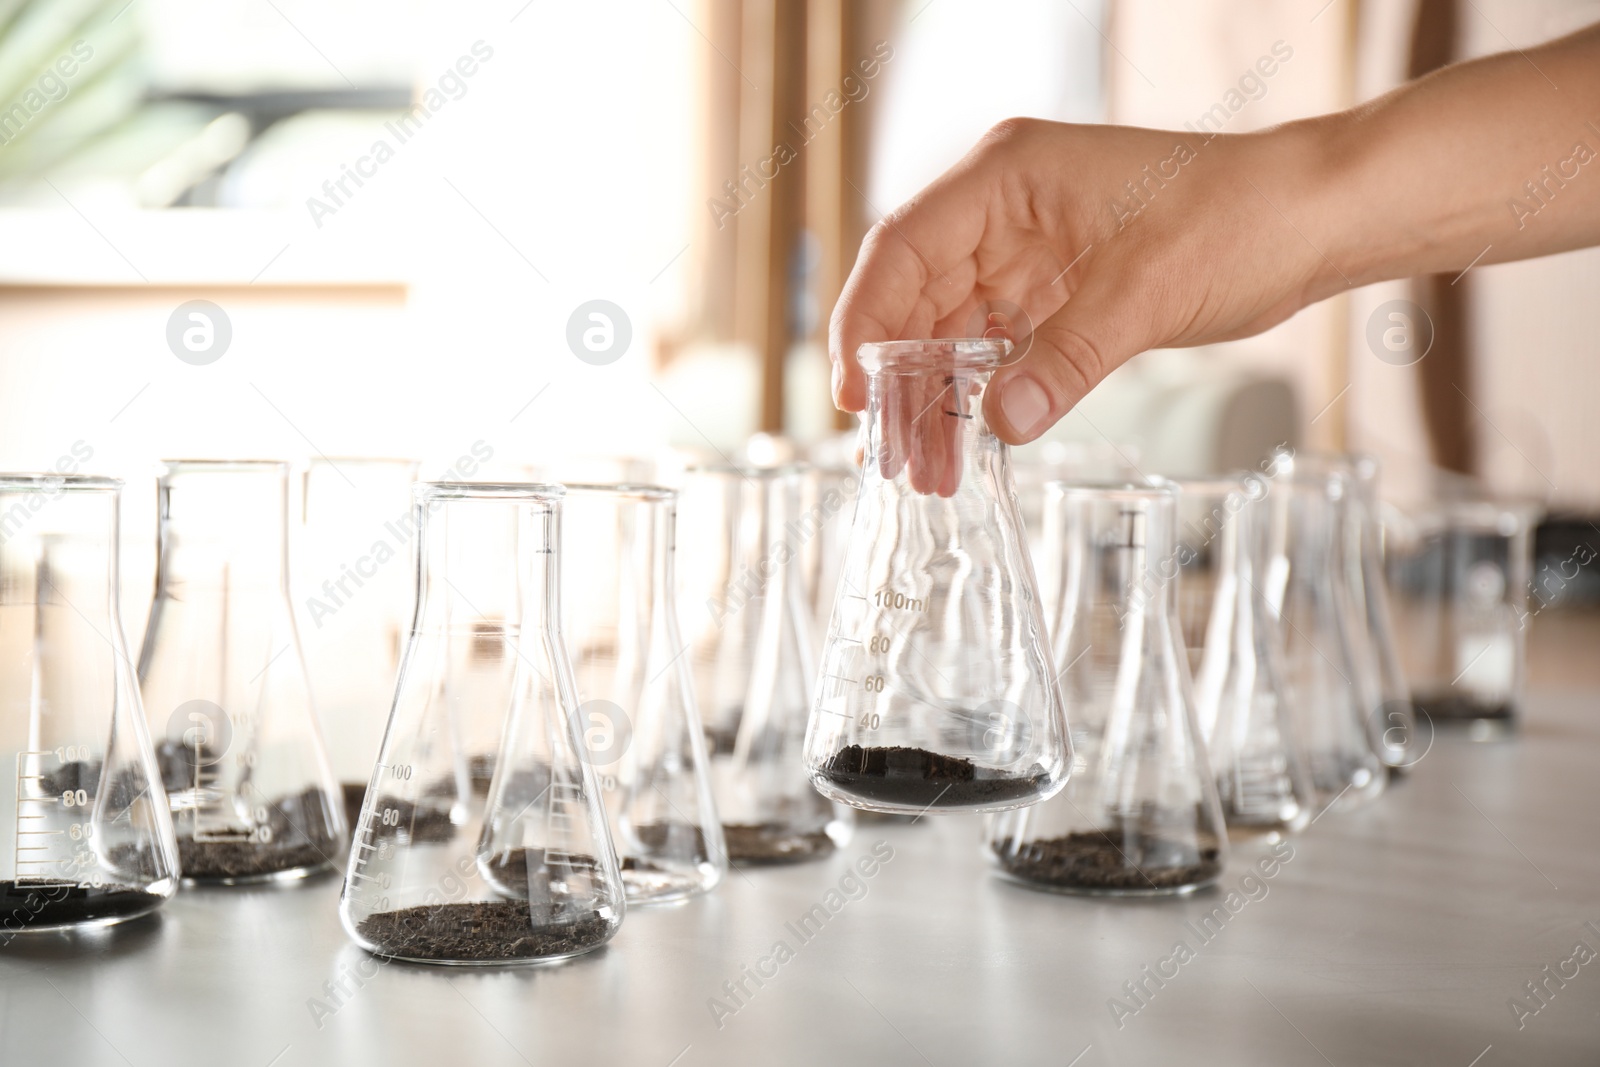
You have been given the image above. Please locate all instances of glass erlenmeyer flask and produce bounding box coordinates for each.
[805,340,1068,814]
[562,484,725,903]
[294,457,420,831]
[1349,454,1418,766]
[1261,456,1387,810]
[990,481,1225,894]
[1175,479,1312,840]
[0,475,179,929]
[339,483,623,964]
[715,466,853,862]
[138,460,345,884]
[678,464,763,757]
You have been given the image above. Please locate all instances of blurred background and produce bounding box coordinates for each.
[0,0,1595,652]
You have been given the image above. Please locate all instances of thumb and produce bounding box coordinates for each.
[982,268,1147,445]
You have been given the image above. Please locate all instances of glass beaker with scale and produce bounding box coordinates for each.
[1,474,178,929]
[339,483,623,964]
[138,461,346,883]
[989,480,1227,894]
[804,339,1069,814]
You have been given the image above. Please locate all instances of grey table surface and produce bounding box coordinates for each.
[2,691,1598,1067]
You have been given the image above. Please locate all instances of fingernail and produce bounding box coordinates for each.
[1000,375,1050,439]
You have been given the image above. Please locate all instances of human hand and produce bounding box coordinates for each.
[829,117,1344,448]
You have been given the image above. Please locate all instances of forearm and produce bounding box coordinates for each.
[1301,22,1600,293]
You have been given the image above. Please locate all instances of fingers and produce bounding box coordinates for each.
[981,260,1148,445]
[829,166,990,413]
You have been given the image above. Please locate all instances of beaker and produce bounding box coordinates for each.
[990,481,1226,894]
[715,466,852,861]
[340,483,623,964]
[0,475,179,930]
[294,457,420,830]
[562,484,725,903]
[1259,456,1387,810]
[678,464,764,757]
[1175,479,1312,840]
[1388,499,1540,739]
[805,340,1068,815]
[138,461,345,884]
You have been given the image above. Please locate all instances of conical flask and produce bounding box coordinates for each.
[0,475,179,929]
[678,464,764,756]
[805,340,1068,814]
[294,457,420,831]
[714,466,853,862]
[339,483,623,964]
[1175,479,1312,840]
[1260,455,1387,810]
[138,461,345,884]
[990,480,1227,895]
[562,484,725,903]
[1349,454,1418,767]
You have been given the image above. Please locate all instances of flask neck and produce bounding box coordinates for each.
[412,492,559,639]
[0,482,121,618]
[156,463,290,588]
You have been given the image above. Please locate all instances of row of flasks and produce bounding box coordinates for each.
[0,428,1479,961]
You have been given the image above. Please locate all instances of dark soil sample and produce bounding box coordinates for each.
[994,828,1222,892]
[703,722,741,757]
[177,839,334,881]
[722,822,836,864]
[364,795,457,844]
[620,823,709,870]
[1412,691,1516,725]
[0,881,165,928]
[469,754,496,796]
[177,786,341,881]
[356,902,612,963]
[818,745,1048,809]
[341,782,368,834]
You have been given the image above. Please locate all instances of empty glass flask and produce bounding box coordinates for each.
[561,484,725,902]
[990,481,1226,894]
[1259,456,1387,810]
[0,475,179,930]
[340,483,623,964]
[294,457,420,831]
[713,466,853,862]
[806,340,1068,815]
[1174,479,1312,840]
[138,461,345,884]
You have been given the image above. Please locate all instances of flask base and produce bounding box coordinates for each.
[0,881,168,931]
[721,823,837,864]
[991,830,1223,897]
[1411,691,1516,740]
[353,903,616,965]
[813,745,1053,814]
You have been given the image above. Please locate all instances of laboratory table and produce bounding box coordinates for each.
[2,690,1598,1067]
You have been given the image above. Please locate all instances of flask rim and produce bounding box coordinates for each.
[561,482,675,501]
[0,472,121,493]
[684,461,809,480]
[159,458,290,476]
[413,481,565,502]
[857,337,1011,372]
[1044,477,1177,503]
